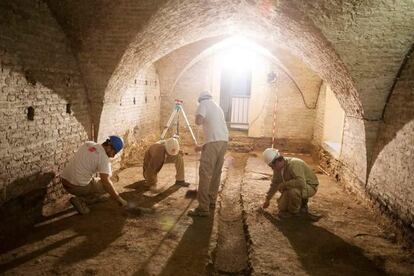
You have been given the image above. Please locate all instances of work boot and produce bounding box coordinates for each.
[70,197,90,215]
[300,199,309,213]
[175,180,190,187]
[188,208,210,217]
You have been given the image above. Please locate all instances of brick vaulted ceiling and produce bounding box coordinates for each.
[47,0,414,122]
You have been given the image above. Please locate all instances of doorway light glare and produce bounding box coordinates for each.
[219,47,255,72]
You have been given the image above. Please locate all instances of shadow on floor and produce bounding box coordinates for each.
[121,182,186,209]
[0,201,126,273]
[124,180,148,193]
[0,181,186,274]
[135,211,215,276]
[0,172,55,250]
[263,211,386,276]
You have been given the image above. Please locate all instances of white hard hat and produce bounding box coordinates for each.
[164,137,180,156]
[263,148,281,165]
[198,91,212,102]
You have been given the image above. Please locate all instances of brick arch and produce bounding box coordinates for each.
[103,0,363,119]
[97,0,374,184]
[98,0,371,183]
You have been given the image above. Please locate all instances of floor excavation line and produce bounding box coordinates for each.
[212,154,250,275]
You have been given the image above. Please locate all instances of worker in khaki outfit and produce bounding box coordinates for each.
[188,91,229,217]
[61,135,129,215]
[262,148,319,218]
[143,137,189,191]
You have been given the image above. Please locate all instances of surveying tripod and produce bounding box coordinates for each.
[161,99,199,146]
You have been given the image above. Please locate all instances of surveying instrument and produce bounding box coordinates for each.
[161,99,199,146]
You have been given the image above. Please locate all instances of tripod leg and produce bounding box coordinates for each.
[161,108,178,140]
[176,112,180,137]
[180,107,198,145]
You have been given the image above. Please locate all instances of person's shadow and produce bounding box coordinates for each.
[1,172,56,252]
[0,200,127,273]
[262,211,386,276]
[121,180,186,209]
[135,212,215,276]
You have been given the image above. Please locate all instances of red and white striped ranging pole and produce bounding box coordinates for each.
[272,79,278,149]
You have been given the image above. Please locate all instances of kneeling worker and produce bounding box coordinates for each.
[61,135,129,214]
[262,148,319,217]
[143,137,189,191]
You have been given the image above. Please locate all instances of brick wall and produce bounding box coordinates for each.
[158,54,210,145]
[0,0,90,234]
[46,0,164,136]
[312,82,367,189]
[98,66,161,169]
[293,1,414,174]
[313,52,414,237]
[312,82,327,146]
[292,0,414,119]
[262,64,320,142]
[367,51,414,230]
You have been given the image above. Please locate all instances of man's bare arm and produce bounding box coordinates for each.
[100,173,127,206]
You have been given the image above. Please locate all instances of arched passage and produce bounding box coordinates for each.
[103,1,362,116]
[156,36,323,143]
[99,0,367,183]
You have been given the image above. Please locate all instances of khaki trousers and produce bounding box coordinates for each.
[143,152,185,187]
[62,177,106,203]
[197,141,228,212]
[277,185,317,213]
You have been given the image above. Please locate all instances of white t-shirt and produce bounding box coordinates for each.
[61,141,111,186]
[196,99,229,143]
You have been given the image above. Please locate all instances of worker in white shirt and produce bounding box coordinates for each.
[188,91,229,217]
[61,135,128,214]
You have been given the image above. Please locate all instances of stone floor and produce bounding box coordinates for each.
[0,151,413,275]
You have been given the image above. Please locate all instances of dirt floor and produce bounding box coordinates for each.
[0,151,413,275]
[242,153,414,275]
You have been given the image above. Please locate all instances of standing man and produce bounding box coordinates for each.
[61,135,128,215]
[262,148,319,218]
[188,91,229,217]
[143,137,189,191]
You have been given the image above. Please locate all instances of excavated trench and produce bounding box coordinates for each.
[208,154,250,275]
